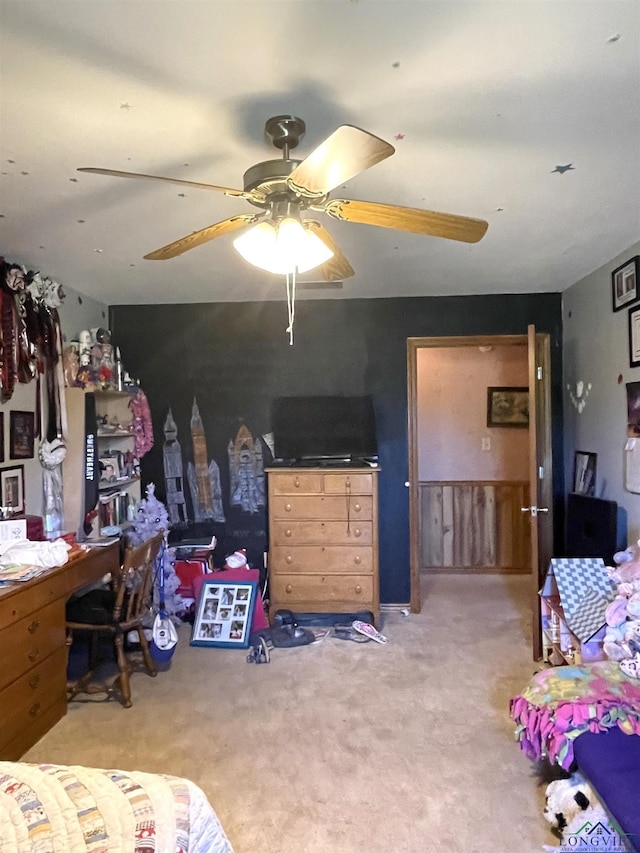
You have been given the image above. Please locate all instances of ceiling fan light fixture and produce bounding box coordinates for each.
[233,216,333,275]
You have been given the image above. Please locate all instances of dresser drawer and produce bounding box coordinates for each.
[0,599,65,692]
[271,520,373,546]
[323,473,373,494]
[270,495,373,521]
[0,572,69,630]
[0,695,67,761]
[0,646,67,753]
[270,574,373,605]
[270,473,323,494]
[270,545,373,574]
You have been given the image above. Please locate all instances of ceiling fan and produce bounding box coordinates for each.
[78,115,489,281]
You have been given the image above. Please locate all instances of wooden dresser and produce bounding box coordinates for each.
[0,542,119,760]
[266,467,379,624]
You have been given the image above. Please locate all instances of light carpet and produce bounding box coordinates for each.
[23,573,554,852]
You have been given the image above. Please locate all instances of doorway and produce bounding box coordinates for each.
[407,335,531,609]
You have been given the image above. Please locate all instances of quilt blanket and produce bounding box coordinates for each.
[510,660,640,769]
[0,761,234,853]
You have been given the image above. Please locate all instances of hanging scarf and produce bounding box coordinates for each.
[130,388,154,458]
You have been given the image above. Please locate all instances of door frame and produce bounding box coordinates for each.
[407,334,533,614]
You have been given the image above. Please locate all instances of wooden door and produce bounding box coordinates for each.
[526,325,554,659]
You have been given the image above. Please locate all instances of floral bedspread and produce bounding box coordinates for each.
[0,762,234,853]
[510,660,640,769]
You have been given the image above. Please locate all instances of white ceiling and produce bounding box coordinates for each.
[1,0,639,306]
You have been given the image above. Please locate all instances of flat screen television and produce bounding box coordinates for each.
[271,395,378,463]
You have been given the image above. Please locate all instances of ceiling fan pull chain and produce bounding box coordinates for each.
[286,270,296,346]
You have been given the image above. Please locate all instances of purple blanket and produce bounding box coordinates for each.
[510,661,640,769]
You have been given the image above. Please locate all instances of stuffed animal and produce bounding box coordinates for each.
[607,543,640,585]
[620,654,640,679]
[542,799,611,852]
[543,772,594,835]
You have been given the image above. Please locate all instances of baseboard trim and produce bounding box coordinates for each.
[380,603,411,614]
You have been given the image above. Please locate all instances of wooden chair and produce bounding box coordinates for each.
[65,531,164,708]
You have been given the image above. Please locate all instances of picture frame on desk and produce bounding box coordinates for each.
[190,578,257,649]
[1,465,25,516]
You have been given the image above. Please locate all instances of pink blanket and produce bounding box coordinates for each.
[510,661,640,768]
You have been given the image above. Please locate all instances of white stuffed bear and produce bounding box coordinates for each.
[543,772,594,835]
[542,799,612,852]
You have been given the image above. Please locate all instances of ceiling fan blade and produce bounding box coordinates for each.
[322,199,489,243]
[77,167,250,198]
[304,220,355,281]
[287,126,394,198]
[144,213,265,261]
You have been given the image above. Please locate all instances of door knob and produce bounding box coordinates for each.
[520,506,549,516]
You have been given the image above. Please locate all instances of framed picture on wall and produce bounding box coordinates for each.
[613,256,640,312]
[0,413,4,464]
[9,411,35,459]
[1,465,25,515]
[573,451,597,496]
[630,306,640,368]
[486,387,529,428]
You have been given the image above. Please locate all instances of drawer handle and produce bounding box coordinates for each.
[354,503,361,512]
[346,478,351,488]
[285,529,292,538]
[286,555,293,564]
[354,555,361,565]
[354,528,362,538]
[294,477,300,488]
[29,702,42,717]
[28,619,41,634]
[28,648,40,663]
[285,503,292,512]
[29,674,41,689]
[355,585,362,594]
[285,584,292,594]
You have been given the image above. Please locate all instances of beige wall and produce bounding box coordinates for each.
[417,344,529,481]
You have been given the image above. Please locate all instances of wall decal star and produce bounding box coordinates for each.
[552,164,575,174]
[394,133,405,141]
[120,102,133,110]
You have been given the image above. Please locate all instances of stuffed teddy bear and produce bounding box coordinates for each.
[543,772,594,836]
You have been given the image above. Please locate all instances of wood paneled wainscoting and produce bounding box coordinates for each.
[419,481,531,573]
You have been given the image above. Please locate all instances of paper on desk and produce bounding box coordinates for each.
[0,563,47,583]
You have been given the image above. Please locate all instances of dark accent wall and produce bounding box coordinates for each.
[111,293,563,604]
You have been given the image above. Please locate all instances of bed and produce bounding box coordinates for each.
[0,761,234,853]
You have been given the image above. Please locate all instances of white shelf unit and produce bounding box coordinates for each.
[63,388,141,538]
[94,391,141,532]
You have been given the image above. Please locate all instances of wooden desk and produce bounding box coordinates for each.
[0,542,119,760]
